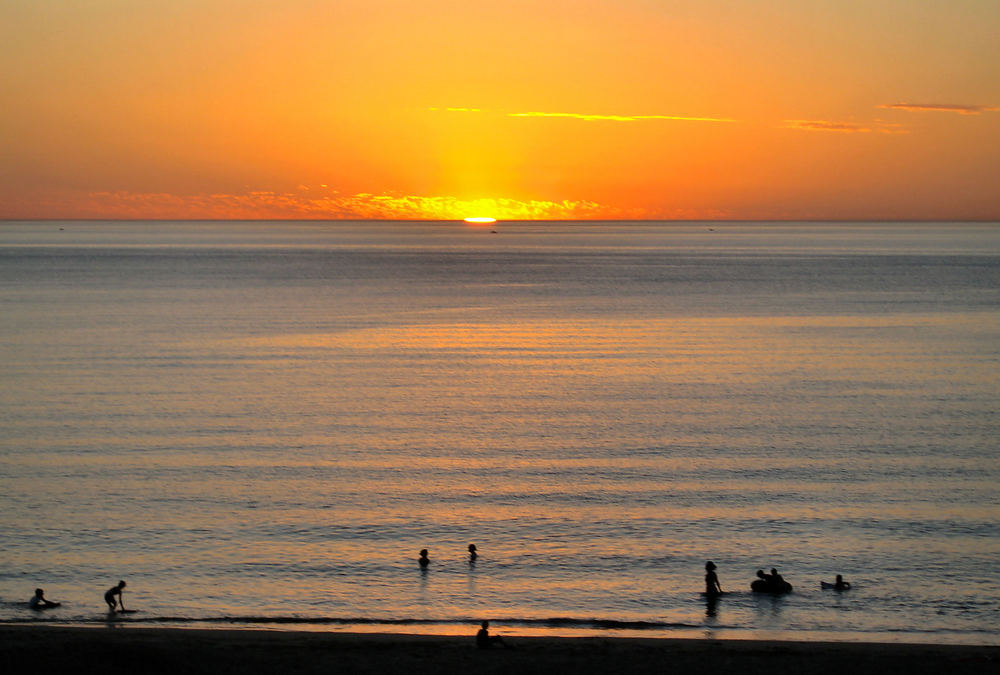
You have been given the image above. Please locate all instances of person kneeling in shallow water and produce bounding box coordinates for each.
[476,621,508,649]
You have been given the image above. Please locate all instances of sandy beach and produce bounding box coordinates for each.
[1,626,996,675]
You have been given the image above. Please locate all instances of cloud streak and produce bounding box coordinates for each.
[508,111,735,123]
[878,103,998,115]
[5,189,641,221]
[429,107,482,113]
[782,119,907,134]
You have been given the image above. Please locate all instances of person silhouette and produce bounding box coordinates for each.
[468,544,478,563]
[704,561,723,595]
[29,588,60,609]
[771,568,792,591]
[418,549,430,568]
[104,580,126,612]
[475,620,507,648]
[751,569,792,593]
[822,574,851,591]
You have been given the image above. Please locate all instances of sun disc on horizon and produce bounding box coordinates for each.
[464,217,497,224]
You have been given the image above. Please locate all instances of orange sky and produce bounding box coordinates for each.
[2,0,998,220]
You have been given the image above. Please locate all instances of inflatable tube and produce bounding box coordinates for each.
[751,579,793,594]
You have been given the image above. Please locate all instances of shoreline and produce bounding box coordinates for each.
[2,618,997,647]
[2,626,996,675]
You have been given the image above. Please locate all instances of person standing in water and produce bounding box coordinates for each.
[418,549,430,568]
[705,561,723,595]
[104,580,126,612]
[468,544,478,563]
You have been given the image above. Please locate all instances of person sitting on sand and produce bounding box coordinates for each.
[105,580,126,612]
[468,544,478,563]
[705,561,723,595]
[475,621,507,649]
[833,574,851,591]
[29,588,60,610]
[418,549,430,568]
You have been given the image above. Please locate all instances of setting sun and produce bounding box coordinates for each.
[464,217,497,224]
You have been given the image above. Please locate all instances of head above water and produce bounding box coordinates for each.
[705,561,716,571]
[35,588,44,597]
[469,544,477,552]
[757,570,766,579]
[118,580,126,589]
[770,568,778,575]
[419,549,428,557]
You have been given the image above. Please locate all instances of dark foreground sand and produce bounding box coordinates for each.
[1,626,996,675]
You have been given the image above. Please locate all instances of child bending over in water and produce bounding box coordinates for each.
[105,580,126,612]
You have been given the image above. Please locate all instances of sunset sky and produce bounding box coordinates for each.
[2,0,998,221]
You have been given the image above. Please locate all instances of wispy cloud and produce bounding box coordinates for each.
[878,103,998,115]
[9,189,639,221]
[782,119,907,134]
[428,107,482,113]
[508,111,735,123]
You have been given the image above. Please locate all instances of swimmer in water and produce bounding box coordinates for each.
[468,544,478,562]
[418,549,430,568]
[752,568,792,593]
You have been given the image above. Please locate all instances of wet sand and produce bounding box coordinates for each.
[1,626,996,675]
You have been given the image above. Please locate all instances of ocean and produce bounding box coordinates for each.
[1,220,997,644]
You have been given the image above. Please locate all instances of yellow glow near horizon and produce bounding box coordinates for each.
[1,1,998,220]
[464,217,497,224]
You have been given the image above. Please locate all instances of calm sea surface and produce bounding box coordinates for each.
[1,221,997,644]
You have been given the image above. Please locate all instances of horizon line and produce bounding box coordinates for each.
[3,217,998,224]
